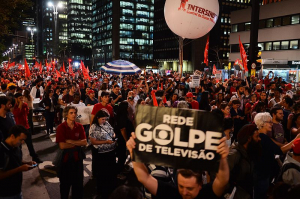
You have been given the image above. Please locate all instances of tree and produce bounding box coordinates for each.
[210,46,222,68]
[0,0,33,38]
[0,0,33,61]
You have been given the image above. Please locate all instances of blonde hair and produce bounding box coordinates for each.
[254,112,272,129]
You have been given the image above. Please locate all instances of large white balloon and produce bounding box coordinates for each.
[164,0,219,39]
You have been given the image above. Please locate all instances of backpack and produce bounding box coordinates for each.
[276,162,300,182]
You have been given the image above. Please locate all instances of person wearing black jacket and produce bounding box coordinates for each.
[40,89,58,135]
[227,124,261,199]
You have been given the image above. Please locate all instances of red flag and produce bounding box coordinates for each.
[204,36,209,66]
[40,64,43,73]
[24,59,31,78]
[213,64,217,75]
[81,61,91,81]
[18,64,23,70]
[56,70,62,78]
[52,62,56,72]
[151,90,158,107]
[239,36,248,72]
[69,61,75,77]
[62,62,66,73]
[34,61,39,68]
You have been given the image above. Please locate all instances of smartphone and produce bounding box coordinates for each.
[30,163,38,167]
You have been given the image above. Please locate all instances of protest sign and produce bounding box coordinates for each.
[133,105,223,172]
[75,106,94,125]
[191,75,200,88]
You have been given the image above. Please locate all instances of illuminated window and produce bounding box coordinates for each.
[290,40,298,49]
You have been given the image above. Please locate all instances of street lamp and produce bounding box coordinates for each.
[48,2,63,58]
[27,27,37,58]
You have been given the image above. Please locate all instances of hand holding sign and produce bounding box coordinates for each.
[133,106,224,171]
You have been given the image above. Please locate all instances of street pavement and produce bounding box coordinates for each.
[21,127,139,199]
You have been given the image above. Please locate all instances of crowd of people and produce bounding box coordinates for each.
[0,67,300,199]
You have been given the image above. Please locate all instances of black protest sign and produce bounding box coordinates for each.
[133,105,224,172]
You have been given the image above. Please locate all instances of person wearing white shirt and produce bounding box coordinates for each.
[30,79,44,99]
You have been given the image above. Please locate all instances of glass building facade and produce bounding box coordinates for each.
[41,0,68,60]
[68,0,92,64]
[92,0,154,69]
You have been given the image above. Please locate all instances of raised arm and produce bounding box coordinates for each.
[212,137,230,197]
[127,133,158,196]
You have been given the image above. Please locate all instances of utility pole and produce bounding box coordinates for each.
[248,0,261,70]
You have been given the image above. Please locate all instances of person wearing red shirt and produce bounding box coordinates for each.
[13,93,41,163]
[56,106,87,199]
[186,92,199,110]
[91,91,114,125]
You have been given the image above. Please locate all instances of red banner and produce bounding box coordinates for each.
[69,61,75,77]
[239,36,248,72]
[24,59,31,78]
[212,64,217,75]
[204,36,209,66]
[56,70,62,78]
[81,61,91,81]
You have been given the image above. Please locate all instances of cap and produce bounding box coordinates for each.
[285,83,292,89]
[88,90,95,95]
[186,92,194,98]
[292,138,300,155]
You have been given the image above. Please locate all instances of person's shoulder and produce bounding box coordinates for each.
[197,183,219,199]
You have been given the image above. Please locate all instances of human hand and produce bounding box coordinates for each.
[45,106,50,109]
[126,132,136,158]
[216,137,229,159]
[118,95,122,99]
[19,164,33,172]
[106,140,114,144]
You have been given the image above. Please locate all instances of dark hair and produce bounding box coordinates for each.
[9,125,28,137]
[0,96,10,106]
[254,101,266,113]
[270,106,283,116]
[232,99,241,105]
[1,84,7,91]
[23,89,32,101]
[100,83,107,90]
[155,90,165,97]
[113,84,120,89]
[237,124,258,145]
[292,113,300,129]
[283,96,293,107]
[149,97,162,106]
[74,93,80,98]
[199,91,211,111]
[101,91,110,97]
[177,169,202,185]
[91,110,109,125]
[109,185,143,199]
[116,101,129,119]
[223,118,234,130]
[220,102,228,110]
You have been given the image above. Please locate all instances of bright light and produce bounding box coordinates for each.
[57,2,63,8]
[48,2,54,7]
[33,28,37,32]
[27,27,31,31]
[74,62,79,67]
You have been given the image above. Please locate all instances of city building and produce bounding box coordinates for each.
[68,0,92,68]
[229,0,300,82]
[204,0,251,68]
[39,0,68,62]
[92,0,154,70]
[153,0,251,73]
